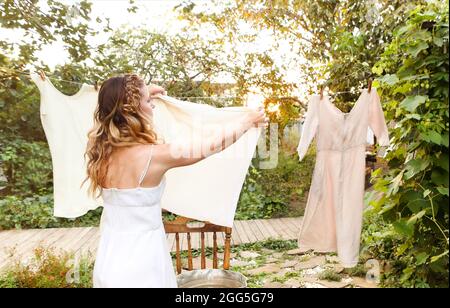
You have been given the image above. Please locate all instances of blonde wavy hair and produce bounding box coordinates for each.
[83,74,158,198]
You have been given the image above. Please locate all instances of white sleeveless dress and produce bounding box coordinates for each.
[93,145,178,288]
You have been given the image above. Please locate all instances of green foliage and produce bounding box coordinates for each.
[0,1,448,290]
[236,147,315,220]
[342,264,367,278]
[256,238,298,252]
[231,238,298,253]
[318,269,342,282]
[176,0,415,112]
[0,0,99,66]
[0,139,52,195]
[0,194,101,230]
[0,247,93,288]
[88,28,231,102]
[363,1,449,288]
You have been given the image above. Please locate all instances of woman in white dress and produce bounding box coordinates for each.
[83,74,267,288]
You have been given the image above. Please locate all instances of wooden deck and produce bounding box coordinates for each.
[0,217,303,271]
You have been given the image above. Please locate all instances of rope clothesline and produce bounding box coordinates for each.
[1,66,368,99]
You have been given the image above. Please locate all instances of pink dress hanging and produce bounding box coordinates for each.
[297,88,389,267]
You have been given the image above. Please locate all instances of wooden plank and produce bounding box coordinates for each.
[279,218,296,239]
[289,217,303,234]
[78,228,100,256]
[7,228,59,258]
[68,227,95,253]
[229,231,237,246]
[200,232,207,252]
[237,220,253,244]
[0,229,37,250]
[77,227,99,256]
[0,229,19,247]
[266,218,284,239]
[240,220,259,243]
[38,228,71,250]
[64,227,94,253]
[279,218,298,238]
[270,218,293,239]
[0,230,15,244]
[0,230,28,271]
[233,221,249,244]
[247,220,266,241]
[254,219,278,240]
[0,228,59,272]
[266,219,289,240]
[279,218,301,237]
[230,224,242,245]
[85,230,101,256]
[52,228,89,253]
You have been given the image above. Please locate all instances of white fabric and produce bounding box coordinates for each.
[93,145,177,288]
[31,73,260,227]
[152,95,261,227]
[31,74,103,217]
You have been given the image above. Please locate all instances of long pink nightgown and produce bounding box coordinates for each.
[297,88,389,267]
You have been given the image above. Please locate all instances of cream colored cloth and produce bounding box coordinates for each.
[31,73,261,227]
[31,73,103,218]
[297,89,389,267]
[153,95,261,227]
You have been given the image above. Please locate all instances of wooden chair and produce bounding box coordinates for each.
[163,215,232,274]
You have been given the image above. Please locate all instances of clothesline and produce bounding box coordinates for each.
[1,66,369,99]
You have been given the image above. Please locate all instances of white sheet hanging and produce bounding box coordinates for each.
[31,73,261,227]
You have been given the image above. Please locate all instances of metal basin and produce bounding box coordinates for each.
[177,269,247,288]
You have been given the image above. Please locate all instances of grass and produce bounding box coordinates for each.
[271,270,301,283]
[343,264,367,277]
[318,269,342,282]
[231,238,297,253]
[245,272,269,288]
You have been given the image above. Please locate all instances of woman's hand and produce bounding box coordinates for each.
[246,107,269,128]
[148,84,166,97]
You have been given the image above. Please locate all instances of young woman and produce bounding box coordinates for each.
[84,74,267,288]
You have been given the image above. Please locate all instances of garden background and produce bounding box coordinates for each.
[0,0,448,287]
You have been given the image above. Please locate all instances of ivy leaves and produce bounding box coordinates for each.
[400,95,427,112]
[366,1,449,287]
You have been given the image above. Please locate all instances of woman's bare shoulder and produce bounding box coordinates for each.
[152,143,172,161]
[108,144,155,167]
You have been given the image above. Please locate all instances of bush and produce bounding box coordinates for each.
[0,247,93,288]
[0,194,101,230]
[318,269,342,282]
[236,147,315,220]
[363,1,449,288]
[0,138,53,196]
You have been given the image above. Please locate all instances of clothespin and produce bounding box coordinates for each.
[320,86,324,100]
[38,70,46,81]
[368,78,373,93]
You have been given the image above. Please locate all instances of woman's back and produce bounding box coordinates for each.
[94,143,177,288]
[102,144,165,190]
